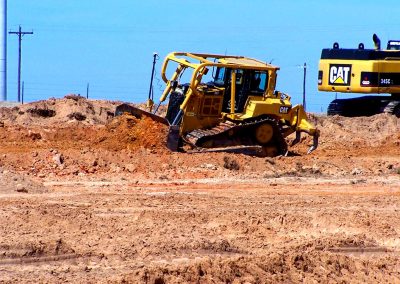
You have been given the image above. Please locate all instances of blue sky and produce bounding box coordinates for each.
[7,0,400,112]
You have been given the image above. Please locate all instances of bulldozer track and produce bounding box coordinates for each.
[184,117,287,155]
[327,97,400,117]
[185,121,236,145]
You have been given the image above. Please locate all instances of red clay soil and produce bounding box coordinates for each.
[0,96,399,283]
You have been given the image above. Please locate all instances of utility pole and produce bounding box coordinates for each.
[9,26,33,102]
[21,81,24,104]
[86,83,89,99]
[147,52,159,112]
[0,0,7,101]
[302,62,307,111]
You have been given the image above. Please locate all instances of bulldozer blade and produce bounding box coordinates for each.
[115,103,169,126]
[167,125,181,151]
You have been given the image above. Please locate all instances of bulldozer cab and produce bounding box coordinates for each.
[158,52,280,128]
[158,52,317,131]
[213,67,268,112]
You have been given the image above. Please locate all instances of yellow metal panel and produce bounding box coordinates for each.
[180,94,221,134]
[200,95,223,117]
[238,97,292,120]
[318,58,400,94]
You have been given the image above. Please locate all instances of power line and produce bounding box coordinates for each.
[7,22,398,34]
[9,25,33,102]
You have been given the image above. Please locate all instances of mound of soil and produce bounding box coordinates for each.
[99,114,168,151]
[0,95,120,126]
[0,97,399,180]
[315,113,400,148]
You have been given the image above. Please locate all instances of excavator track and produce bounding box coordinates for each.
[327,96,397,117]
[184,117,287,156]
[383,101,400,117]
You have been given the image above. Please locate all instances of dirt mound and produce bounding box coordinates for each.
[0,96,399,179]
[99,114,168,151]
[0,113,168,152]
[314,113,400,149]
[0,113,170,178]
[0,95,120,126]
[2,96,398,153]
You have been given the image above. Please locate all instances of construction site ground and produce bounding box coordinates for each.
[0,95,399,283]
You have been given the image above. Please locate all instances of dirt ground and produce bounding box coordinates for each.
[0,95,399,283]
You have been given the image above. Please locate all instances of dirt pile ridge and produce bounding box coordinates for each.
[314,113,400,148]
[101,114,168,151]
[0,97,399,179]
[0,94,120,126]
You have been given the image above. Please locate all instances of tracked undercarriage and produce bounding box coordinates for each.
[183,117,288,156]
[327,96,400,117]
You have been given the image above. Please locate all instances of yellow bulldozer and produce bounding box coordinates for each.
[116,52,319,156]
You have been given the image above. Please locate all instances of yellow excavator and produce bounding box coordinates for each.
[318,34,400,117]
[116,52,319,156]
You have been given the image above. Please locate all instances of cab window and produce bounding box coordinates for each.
[250,71,268,92]
[214,67,227,85]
